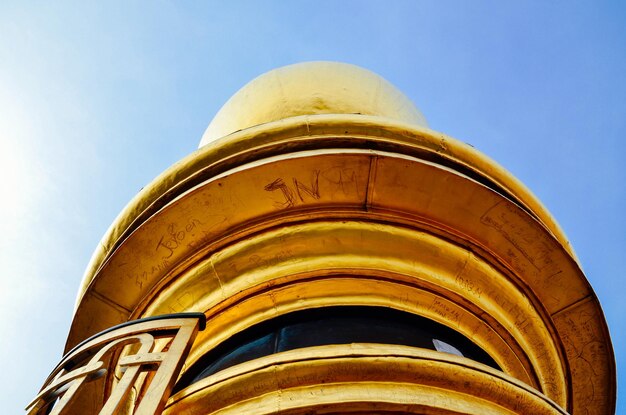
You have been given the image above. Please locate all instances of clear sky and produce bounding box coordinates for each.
[1,1,624,413]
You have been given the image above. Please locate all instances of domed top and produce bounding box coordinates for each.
[199,61,428,147]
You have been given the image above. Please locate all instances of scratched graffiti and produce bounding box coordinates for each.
[428,298,462,325]
[321,166,360,196]
[264,166,362,208]
[455,274,483,299]
[248,249,295,269]
[480,202,556,271]
[127,216,227,290]
[264,170,321,208]
[156,218,204,259]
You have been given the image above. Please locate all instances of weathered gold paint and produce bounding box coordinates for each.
[144,220,565,401]
[63,62,614,414]
[75,116,581,310]
[166,345,567,415]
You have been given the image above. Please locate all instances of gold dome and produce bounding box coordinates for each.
[199,61,428,147]
[56,62,613,415]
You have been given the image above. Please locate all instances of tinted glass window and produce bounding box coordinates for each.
[175,306,499,392]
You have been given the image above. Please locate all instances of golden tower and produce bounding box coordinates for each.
[29,62,615,414]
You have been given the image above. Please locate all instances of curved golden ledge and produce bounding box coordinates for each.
[49,63,615,415]
[165,344,567,415]
[67,145,614,413]
[76,114,578,308]
[143,220,565,405]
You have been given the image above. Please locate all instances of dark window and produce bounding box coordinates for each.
[174,306,499,392]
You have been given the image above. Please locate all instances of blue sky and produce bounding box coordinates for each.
[1,1,624,413]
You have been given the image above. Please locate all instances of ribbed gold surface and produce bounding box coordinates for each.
[165,345,567,415]
[67,63,615,414]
